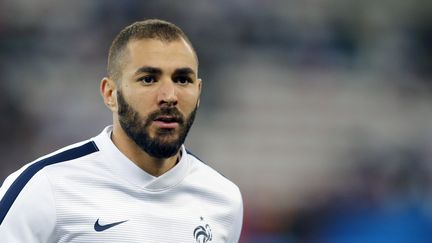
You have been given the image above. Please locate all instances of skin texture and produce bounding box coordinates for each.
[100,38,202,176]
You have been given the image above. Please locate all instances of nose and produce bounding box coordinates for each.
[157,79,178,107]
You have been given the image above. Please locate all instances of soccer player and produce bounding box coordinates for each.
[0,19,243,242]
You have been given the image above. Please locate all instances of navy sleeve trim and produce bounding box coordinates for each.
[0,141,99,225]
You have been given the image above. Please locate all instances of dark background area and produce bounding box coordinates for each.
[1,0,431,242]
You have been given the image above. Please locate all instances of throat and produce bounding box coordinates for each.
[144,152,181,177]
[130,148,182,177]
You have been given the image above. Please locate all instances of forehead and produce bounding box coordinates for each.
[124,38,198,72]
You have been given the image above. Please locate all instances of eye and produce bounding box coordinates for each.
[138,75,156,85]
[173,76,192,85]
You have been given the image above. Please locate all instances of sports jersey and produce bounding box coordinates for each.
[0,126,243,242]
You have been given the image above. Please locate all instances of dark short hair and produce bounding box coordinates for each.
[107,19,196,82]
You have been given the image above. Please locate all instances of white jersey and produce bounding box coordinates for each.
[0,126,243,243]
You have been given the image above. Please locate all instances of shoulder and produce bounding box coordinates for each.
[32,139,100,169]
[0,139,100,223]
[1,139,99,186]
[185,151,244,241]
[185,151,242,204]
[2,139,100,189]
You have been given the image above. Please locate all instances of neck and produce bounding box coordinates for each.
[111,123,180,177]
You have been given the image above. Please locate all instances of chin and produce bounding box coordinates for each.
[152,128,179,137]
[149,131,177,140]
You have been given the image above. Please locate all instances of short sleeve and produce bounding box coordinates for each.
[0,167,56,242]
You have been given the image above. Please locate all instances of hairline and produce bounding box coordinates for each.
[111,36,198,84]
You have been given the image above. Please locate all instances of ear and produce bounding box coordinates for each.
[197,78,202,108]
[100,77,118,112]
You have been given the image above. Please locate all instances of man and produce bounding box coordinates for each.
[0,19,243,242]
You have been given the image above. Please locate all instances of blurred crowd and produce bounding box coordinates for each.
[1,0,431,242]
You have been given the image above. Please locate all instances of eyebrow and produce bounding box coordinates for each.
[173,67,196,76]
[134,66,162,76]
[134,66,196,77]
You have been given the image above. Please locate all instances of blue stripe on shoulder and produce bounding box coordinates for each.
[0,141,99,225]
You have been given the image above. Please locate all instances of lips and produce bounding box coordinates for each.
[154,115,181,123]
[153,115,181,129]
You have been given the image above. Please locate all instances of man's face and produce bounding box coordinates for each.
[115,38,201,158]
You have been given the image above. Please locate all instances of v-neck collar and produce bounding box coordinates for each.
[93,126,190,191]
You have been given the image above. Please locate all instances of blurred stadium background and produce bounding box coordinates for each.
[1,0,432,242]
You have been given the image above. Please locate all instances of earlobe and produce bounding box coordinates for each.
[100,77,118,111]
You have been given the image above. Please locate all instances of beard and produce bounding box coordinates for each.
[117,90,197,159]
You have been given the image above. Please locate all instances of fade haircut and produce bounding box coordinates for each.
[107,19,197,83]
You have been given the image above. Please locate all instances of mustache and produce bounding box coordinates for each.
[146,107,185,125]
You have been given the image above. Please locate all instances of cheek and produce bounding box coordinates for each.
[179,91,200,111]
[126,91,156,109]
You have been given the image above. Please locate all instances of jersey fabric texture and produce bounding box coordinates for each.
[0,126,243,243]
